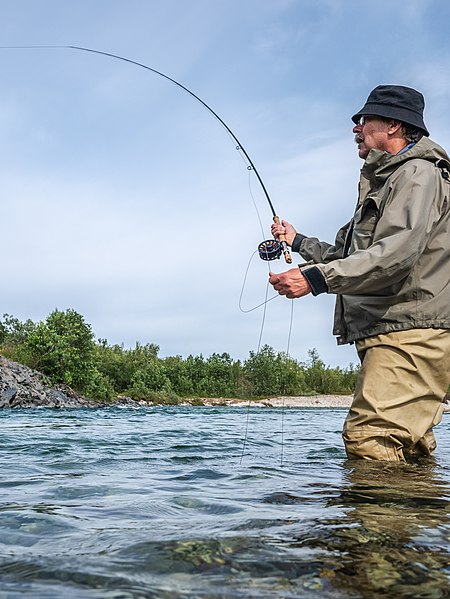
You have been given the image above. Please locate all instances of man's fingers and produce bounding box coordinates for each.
[271,224,285,238]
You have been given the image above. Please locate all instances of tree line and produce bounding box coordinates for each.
[0,309,359,403]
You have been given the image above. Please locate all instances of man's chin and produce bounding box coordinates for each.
[358,145,369,160]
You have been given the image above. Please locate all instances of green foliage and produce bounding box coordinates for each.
[198,353,239,397]
[128,363,172,400]
[1,309,95,392]
[83,367,116,402]
[24,309,96,391]
[0,314,36,357]
[163,355,195,396]
[189,397,205,406]
[0,311,360,402]
[303,348,359,395]
[243,345,280,396]
[93,340,132,391]
[243,344,309,397]
[94,341,173,400]
[205,353,234,393]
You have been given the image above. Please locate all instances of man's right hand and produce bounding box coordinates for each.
[271,219,297,247]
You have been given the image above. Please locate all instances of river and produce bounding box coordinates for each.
[1,407,449,598]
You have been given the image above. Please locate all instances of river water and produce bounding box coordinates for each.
[0,406,449,598]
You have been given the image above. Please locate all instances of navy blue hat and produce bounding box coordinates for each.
[352,85,429,136]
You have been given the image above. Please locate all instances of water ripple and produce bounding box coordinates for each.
[0,408,449,597]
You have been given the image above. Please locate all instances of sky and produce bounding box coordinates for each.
[1,0,450,367]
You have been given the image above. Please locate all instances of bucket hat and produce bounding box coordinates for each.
[352,85,429,136]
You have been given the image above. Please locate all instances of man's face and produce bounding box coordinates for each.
[353,116,391,159]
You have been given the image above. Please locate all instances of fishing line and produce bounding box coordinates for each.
[238,251,274,466]
[229,134,266,240]
[238,244,295,466]
[238,251,278,313]
[234,166,295,466]
[239,294,295,466]
[2,44,295,465]
[228,119,293,465]
[280,299,294,466]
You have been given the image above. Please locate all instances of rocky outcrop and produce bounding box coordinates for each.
[0,356,102,408]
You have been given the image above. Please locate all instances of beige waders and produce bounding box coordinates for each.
[343,329,450,461]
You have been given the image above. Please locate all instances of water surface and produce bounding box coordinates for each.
[1,407,449,598]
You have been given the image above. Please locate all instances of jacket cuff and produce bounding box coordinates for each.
[291,233,307,253]
[302,266,328,296]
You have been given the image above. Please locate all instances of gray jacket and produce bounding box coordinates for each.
[295,137,450,344]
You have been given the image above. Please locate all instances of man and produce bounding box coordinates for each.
[270,85,450,461]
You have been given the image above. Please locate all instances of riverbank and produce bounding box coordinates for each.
[1,356,449,410]
[199,395,353,408]
[0,356,354,409]
[200,394,450,411]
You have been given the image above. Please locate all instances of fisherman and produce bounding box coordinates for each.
[270,85,450,461]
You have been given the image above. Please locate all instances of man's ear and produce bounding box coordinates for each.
[389,120,403,135]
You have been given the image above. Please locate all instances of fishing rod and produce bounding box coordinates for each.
[0,44,292,264]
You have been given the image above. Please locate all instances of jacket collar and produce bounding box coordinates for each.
[360,137,450,186]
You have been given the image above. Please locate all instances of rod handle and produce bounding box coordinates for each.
[273,216,292,264]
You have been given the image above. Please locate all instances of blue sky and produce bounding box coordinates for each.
[1,0,450,367]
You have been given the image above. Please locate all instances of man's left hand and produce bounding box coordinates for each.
[269,268,312,299]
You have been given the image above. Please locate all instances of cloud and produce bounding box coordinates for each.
[1,0,448,370]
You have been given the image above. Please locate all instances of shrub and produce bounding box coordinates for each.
[18,309,95,392]
[303,348,359,394]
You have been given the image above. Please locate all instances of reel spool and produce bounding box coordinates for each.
[258,239,282,261]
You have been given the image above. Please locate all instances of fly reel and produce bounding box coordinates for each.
[258,239,283,261]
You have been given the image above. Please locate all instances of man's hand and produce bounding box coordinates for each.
[271,219,297,247]
[269,268,312,299]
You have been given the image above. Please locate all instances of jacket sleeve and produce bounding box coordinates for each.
[303,162,444,296]
[292,221,351,263]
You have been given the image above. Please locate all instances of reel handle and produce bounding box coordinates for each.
[273,216,292,264]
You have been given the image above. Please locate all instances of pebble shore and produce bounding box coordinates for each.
[201,395,353,408]
[201,394,450,411]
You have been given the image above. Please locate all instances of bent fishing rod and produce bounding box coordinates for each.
[0,44,292,264]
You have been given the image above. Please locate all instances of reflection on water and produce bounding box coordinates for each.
[310,461,450,597]
[0,407,449,598]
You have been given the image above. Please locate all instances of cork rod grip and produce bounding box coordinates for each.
[273,216,292,264]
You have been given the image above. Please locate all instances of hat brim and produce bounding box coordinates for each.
[351,103,429,136]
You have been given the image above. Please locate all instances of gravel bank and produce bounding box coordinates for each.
[202,395,450,411]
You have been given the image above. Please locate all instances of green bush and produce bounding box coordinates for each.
[94,340,135,391]
[0,311,360,401]
[163,355,195,396]
[0,314,36,359]
[127,364,172,400]
[303,348,359,395]
[83,367,116,402]
[243,345,311,397]
[2,309,95,392]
